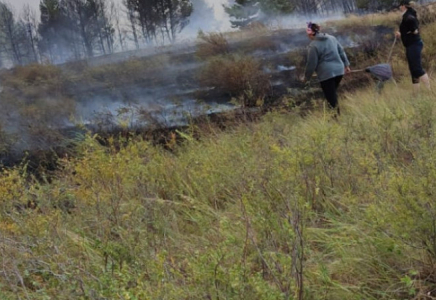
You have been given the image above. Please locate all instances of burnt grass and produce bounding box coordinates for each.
[0,24,395,174]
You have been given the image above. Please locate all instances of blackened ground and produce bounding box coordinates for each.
[0,24,394,173]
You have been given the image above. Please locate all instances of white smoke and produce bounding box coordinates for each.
[179,0,234,41]
[268,13,345,30]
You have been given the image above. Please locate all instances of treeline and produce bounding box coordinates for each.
[0,0,432,66]
[0,0,192,65]
[225,0,433,27]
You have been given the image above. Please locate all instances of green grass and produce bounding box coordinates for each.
[1,10,436,300]
[1,77,436,299]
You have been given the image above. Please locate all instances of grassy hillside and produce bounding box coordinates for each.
[2,7,436,300]
[0,8,405,167]
[1,78,436,299]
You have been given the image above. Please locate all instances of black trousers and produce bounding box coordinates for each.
[320,75,343,112]
[406,40,426,84]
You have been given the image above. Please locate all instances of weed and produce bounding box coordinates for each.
[196,31,230,60]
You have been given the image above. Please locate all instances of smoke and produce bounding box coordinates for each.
[266,13,345,30]
[179,0,234,41]
[178,1,348,44]
[73,94,236,130]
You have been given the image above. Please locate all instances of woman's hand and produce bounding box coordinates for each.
[345,66,351,74]
[395,31,401,38]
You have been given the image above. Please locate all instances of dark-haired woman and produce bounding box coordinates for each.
[302,22,350,115]
[395,0,430,91]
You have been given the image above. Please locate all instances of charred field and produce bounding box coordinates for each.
[0,23,397,169]
[4,7,436,299]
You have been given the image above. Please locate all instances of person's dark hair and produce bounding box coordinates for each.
[399,0,415,7]
[307,22,320,35]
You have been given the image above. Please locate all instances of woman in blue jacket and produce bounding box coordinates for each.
[302,22,350,115]
[395,0,430,91]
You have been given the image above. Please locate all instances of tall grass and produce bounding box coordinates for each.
[325,11,400,28]
[196,31,230,60]
[1,77,436,299]
[2,9,436,299]
[198,54,271,107]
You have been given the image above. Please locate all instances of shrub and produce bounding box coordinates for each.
[0,64,65,97]
[236,34,278,54]
[196,31,230,60]
[241,21,269,33]
[12,63,63,85]
[0,124,14,156]
[81,54,170,86]
[325,11,399,28]
[198,54,271,107]
[417,2,436,25]
[420,21,436,71]
[3,10,436,300]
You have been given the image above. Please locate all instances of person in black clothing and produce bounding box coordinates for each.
[395,0,430,91]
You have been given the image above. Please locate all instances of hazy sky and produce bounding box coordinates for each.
[10,0,232,36]
[10,0,229,18]
[11,0,39,12]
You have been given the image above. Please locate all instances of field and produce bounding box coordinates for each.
[1,5,436,300]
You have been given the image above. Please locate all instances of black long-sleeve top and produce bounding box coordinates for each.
[400,8,422,47]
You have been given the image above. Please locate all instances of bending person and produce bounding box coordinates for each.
[395,0,430,91]
[302,22,351,115]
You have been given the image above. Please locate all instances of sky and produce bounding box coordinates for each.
[11,0,39,12]
[9,0,233,44]
[10,0,232,36]
[8,0,343,41]
[10,0,229,19]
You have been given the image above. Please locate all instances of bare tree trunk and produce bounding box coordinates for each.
[99,31,107,54]
[22,5,39,63]
[125,1,139,49]
[77,4,94,58]
[168,0,176,42]
[114,3,125,51]
[0,4,23,65]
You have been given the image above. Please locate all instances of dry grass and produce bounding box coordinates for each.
[326,2,436,29]
[220,21,276,44]
[325,11,400,28]
[198,54,271,107]
[196,31,230,60]
[72,54,170,87]
[2,9,436,297]
[2,78,436,299]
[416,2,436,25]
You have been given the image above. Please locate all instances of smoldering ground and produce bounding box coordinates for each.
[0,7,393,167]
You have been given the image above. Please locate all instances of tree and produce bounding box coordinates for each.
[157,0,193,42]
[0,3,23,65]
[341,0,357,14]
[113,2,126,51]
[224,0,261,28]
[94,0,115,54]
[123,0,193,45]
[356,0,397,11]
[21,4,40,63]
[293,0,319,15]
[38,0,115,61]
[224,0,294,28]
[65,0,100,58]
[123,0,140,48]
[38,0,70,62]
[126,0,159,44]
